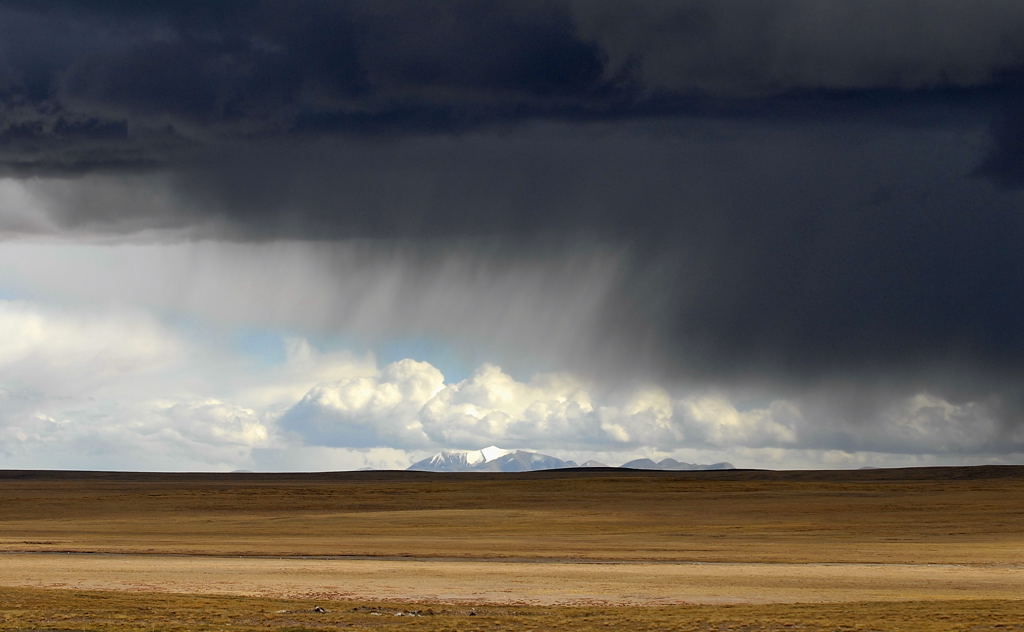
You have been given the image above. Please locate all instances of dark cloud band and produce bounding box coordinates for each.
[3,1,1024,175]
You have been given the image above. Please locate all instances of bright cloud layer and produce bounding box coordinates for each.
[279,357,1022,463]
[0,296,1021,472]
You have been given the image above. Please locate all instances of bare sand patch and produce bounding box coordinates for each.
[1,552,1021,605]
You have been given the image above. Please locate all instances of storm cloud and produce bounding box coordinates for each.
[2,1,1024,465]
[2,1,1024,172]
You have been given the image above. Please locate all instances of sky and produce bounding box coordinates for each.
[1,0,1023,472]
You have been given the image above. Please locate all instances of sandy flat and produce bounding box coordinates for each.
[1,552,1021,605]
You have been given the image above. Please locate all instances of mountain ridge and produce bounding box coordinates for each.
[407,447,734,472]
[621,457,735,471]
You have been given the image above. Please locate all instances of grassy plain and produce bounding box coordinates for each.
[0,466,1022,563]
[0,466,1022,630]
[1,586,1023,632]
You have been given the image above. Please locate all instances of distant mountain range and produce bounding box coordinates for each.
[620,457,734,471]
[406,446,733,472]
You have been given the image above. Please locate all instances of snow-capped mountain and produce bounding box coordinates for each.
[479,450,576,472]
[407,446,577,472]
[620,457,734,471]
[406,446,735,472]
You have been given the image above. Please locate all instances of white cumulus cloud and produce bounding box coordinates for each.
[280,361,804,453]
[280,358,443,448]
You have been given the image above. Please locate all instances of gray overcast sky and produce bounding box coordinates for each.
[1,1,1023,471]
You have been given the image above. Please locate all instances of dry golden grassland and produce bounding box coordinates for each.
[1,586,1023,632]
[0,466,1021,630]
[0,466,1021,563]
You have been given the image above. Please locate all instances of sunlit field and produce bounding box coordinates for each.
[0,466,1021,630]
[2,467,1021,563]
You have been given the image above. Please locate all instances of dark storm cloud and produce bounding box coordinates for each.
[3,0,1024,173]
[3,1,1024,448]
[0,0,623,173]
